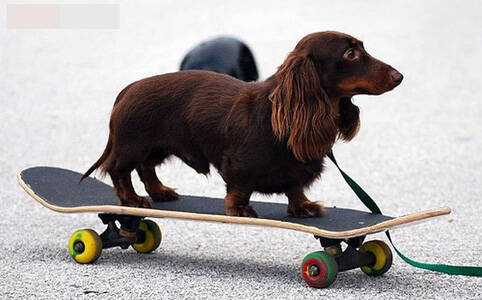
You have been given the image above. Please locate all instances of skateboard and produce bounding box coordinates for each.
[18,166,451,288]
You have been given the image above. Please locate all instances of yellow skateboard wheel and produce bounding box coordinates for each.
[68,229,102,264]
[360,240,392,276]
[132,219,162,253]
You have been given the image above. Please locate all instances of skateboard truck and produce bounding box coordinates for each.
[98,214,142,249]
[314,235,376,272]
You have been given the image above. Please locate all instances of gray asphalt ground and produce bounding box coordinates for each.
[1,0,481,298]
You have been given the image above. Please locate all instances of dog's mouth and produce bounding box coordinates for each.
[343,66,403,96]
[338,81,389,96]
[354,87,372,95]
[357,85,394,96]
[353,75,402,96]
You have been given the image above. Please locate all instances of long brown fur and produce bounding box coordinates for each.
[270,51,337,163]
[81,31,403,218]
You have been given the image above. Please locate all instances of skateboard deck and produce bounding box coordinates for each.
[18,166,451,239]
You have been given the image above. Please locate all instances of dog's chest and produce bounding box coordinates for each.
[253,159,324,193]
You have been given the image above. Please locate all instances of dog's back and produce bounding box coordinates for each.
[105,71,247,174]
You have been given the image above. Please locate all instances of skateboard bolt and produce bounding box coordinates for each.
[309,265,320,277]
[73,241,85,254]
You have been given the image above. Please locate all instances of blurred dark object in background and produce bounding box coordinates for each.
[180,37,259,82]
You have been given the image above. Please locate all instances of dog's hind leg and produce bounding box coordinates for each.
[224,186,258,217]
[105,143,152,208]
[108,168,151,208]
[120,173,151,208]
[136,152,179,202]
[286,186,324,218]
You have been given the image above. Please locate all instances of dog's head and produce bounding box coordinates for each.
[270,31,403,162]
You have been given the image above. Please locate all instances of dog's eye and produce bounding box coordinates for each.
[344,48,357,60]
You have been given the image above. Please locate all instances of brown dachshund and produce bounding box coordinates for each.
[81,31,403,218]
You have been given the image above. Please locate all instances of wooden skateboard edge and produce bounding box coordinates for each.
[17,170,452,239]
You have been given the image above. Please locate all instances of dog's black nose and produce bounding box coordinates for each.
[390,70,403,84]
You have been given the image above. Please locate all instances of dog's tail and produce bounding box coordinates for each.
[80,82,136,182]
[80,130,113,182]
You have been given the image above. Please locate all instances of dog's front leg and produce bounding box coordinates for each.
[286,187,324,218]
[224,187,258,218]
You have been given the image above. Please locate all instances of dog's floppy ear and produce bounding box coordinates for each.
[269,52,337,162]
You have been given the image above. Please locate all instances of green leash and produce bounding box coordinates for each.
[326,150,482,277]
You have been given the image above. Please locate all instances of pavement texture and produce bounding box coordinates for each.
[1,0,481,298]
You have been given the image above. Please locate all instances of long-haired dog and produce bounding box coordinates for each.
[81,31,403,218]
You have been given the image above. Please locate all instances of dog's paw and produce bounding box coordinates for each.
[139,197,153,208]
[288,201,324,218]
[150,188,179,202]
[120,196,152,209]
[226,205,259,218]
